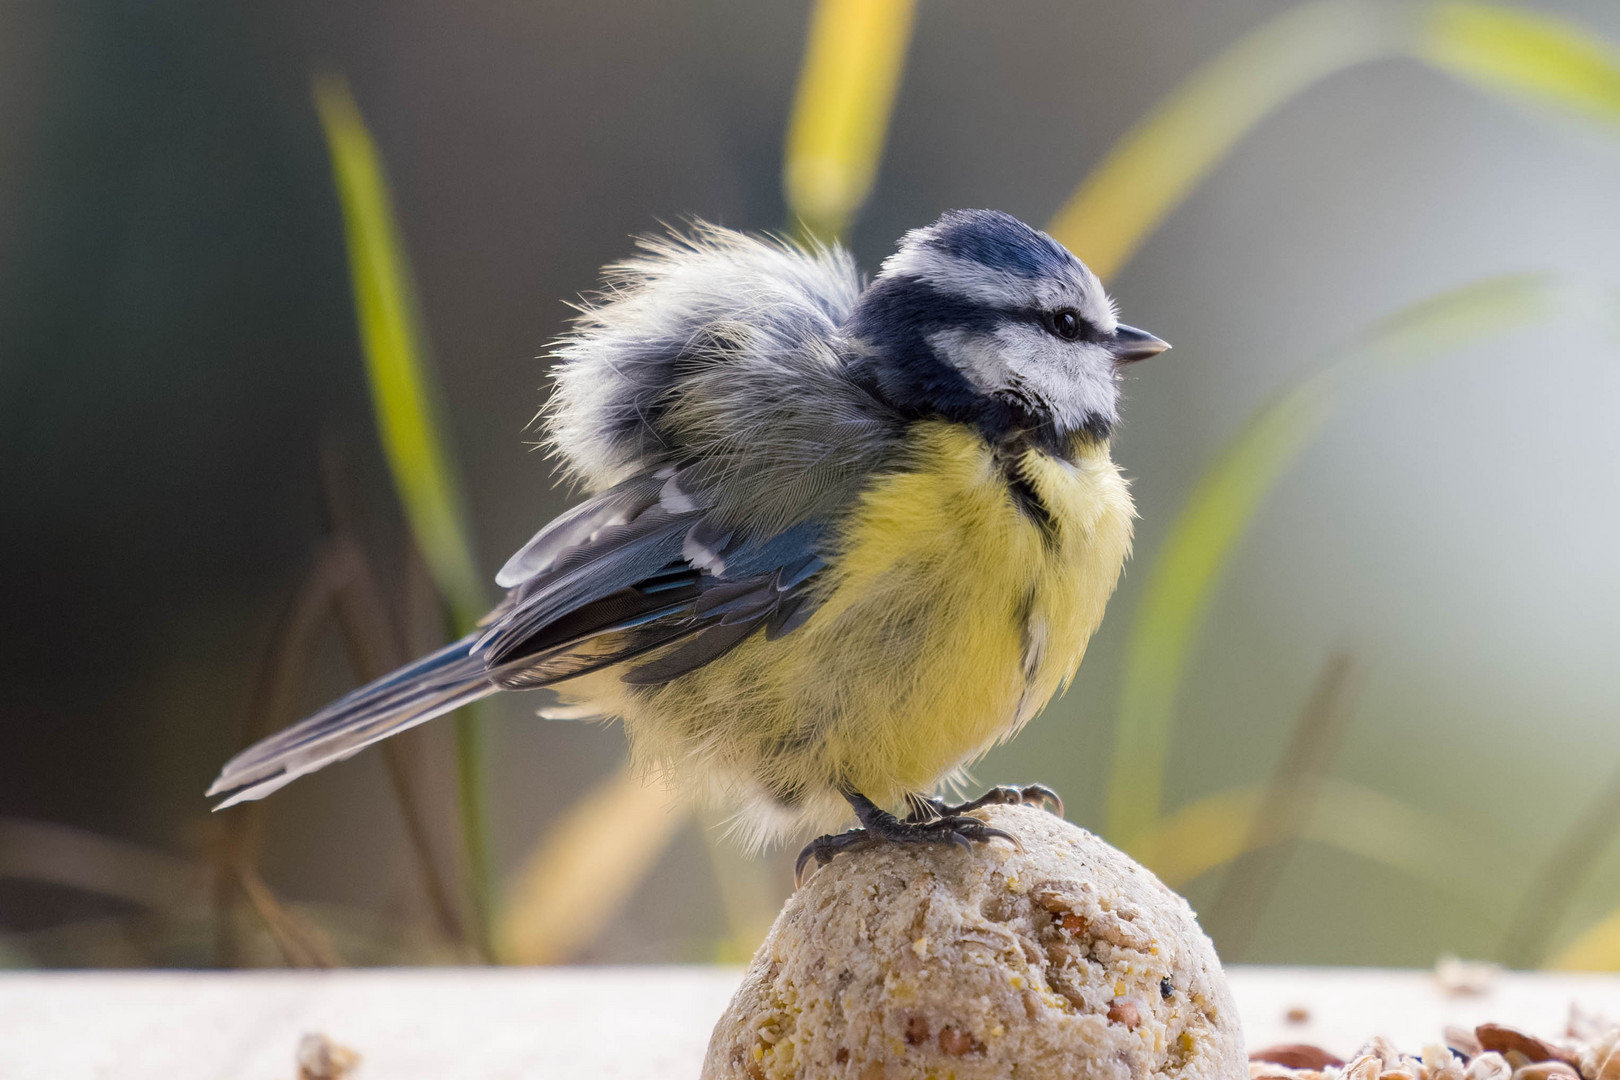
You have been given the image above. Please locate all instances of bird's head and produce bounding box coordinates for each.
[846,209,1167,453]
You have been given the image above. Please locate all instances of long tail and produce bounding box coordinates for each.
[207,633,497,810]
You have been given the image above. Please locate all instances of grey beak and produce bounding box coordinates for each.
[1110,323,1171,363]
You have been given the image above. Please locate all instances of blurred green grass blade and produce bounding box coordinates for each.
[313,75,495,958]
[313,76,485,625]
[1105,376,1327,849]
[1138,777,1512,923]
[1048,0,1398,278]
[1048,0,1620,280]
[1500,759,1620,968]
[784,0,917,241]
[1420,2,1620,125]
[1106,274,1565,849]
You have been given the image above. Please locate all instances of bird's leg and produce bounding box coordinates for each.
[904,783,1064,823]
[794,790,1021,886]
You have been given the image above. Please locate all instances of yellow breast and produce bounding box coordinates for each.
[558,420,1134,844]
[812,420,1135,787]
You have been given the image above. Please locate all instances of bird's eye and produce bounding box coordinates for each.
[1050,309,1083,341]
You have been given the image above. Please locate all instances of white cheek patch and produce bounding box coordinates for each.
[991,324,1121,431]
[928,324,1121,433]
[927,327,1006,391]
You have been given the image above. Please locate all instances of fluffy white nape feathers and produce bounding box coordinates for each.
[541,223,862,493]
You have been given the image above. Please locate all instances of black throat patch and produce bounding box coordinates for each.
[995,445,1058,544]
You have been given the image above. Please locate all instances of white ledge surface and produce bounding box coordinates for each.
[2,966,1619,1079]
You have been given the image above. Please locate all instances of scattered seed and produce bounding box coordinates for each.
[1466,1052,1512,1080]
[1445,1027,1482,1059]
[296,1034,359,1080]
[1108,999,1141,1029]
[1251,1045,1346,1069]
[1475,1025,1577,1066]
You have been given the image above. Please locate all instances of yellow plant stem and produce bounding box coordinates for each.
[497,765,688,964]
[1552,908,1620,971]
[784,0,917,241]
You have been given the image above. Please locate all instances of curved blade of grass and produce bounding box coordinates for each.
[1136,777,1511,923]
[1499,756,1620,968]
[313,74,494,958]
[496,764,688,964]
[1204,652,1357,958]
[1047,1,1620,279]
[1105,274,1567,849]
[313,77,485,620]
[784,0,917,241]
[1419,2,1620,126]
[1048,0,1400,277]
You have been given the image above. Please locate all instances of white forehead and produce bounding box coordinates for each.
[879,237,1119,334]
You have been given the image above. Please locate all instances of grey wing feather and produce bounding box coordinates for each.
[478,509,693,665]
[494,472,666,588]
[490,514,829,688]
[207,635,497,808]
[617,526,828,686]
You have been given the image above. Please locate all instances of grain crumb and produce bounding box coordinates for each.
[296,1033,359,1080]
[1109,998,1142,1029]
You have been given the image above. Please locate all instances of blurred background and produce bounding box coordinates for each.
[3,0,1620,972]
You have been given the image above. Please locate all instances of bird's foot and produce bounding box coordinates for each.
[794,790,1024,887]
[793,828,879,886]
[905,782,1064,823]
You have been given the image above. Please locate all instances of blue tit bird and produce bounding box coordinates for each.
[208,209,1167,880]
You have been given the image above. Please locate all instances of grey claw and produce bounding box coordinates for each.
[793,844,819,888]
[1019,784,1064,817]
[794,829,878,887]
[966,822,1021,850]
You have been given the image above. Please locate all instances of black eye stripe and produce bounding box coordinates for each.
[855,278,1105,343]
[1015,306,1103,343]
[983,305,1102,341]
